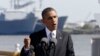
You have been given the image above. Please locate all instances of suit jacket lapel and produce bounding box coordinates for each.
[56,30,62,40]
[55,30,63,56]
[41,28,47,38]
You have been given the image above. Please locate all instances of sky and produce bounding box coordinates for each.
[0,0,100,23]
[41,0,100,23]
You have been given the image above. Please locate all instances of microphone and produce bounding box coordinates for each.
[49,38,57,49]
[41,37,49,50]
[49,38,57,56]
[37,37,49,56]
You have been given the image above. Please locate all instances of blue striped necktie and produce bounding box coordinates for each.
[49,32,53,41]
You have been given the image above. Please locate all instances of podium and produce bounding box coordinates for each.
[92,37,100,56]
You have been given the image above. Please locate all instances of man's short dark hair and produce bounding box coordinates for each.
[42,7,56,19]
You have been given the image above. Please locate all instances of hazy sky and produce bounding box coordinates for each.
[41,0,100,22]
[0,0,100,22]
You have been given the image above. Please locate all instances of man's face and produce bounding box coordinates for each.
[24,38,31,46]
[42,10,58,31]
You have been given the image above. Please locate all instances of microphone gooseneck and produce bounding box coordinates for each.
[40,37,49,56]
[49,38,57,56]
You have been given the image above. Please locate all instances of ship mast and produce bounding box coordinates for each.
[39,0,43,9]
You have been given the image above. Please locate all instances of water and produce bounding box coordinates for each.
[72,34,100,56]
[0,34,100,56]
[0,35,28,52]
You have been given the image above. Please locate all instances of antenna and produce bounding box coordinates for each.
[98,0,100,4]
[85,12,92,21]
[39,0,43,9]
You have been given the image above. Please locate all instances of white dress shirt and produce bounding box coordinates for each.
[45,27,56,39]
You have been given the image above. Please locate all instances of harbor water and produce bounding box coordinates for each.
[0,34,100,56]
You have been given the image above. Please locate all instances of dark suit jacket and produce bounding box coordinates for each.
[30,29,75,56]
[20,45,34,56]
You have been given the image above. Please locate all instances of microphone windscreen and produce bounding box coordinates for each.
[50,38,57,45]
[41,37,49,44]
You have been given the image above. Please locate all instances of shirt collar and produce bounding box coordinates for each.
[45,27,56,38]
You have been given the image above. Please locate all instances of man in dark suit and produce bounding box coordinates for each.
[20,37,34,56]
[30,7,75,56]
